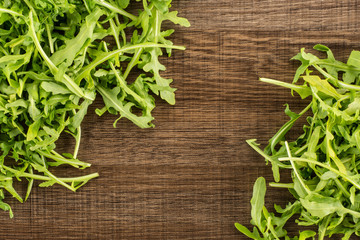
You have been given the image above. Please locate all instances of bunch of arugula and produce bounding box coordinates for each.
[236,45,360,239]
[0,0,189,217]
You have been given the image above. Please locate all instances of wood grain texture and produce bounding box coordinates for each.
[1,1,360,239]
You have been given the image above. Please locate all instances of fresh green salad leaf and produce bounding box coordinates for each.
[0,0,189,217]
[237,46,360,239]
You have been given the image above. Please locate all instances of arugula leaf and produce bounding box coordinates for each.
[250,177,266,232]
[50,7,104,68]
[236,178,304,240]
[96,84,154,128]
[238,45,360,239]
[0,0,188,217]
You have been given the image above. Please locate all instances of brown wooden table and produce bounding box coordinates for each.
[1,1,360,239]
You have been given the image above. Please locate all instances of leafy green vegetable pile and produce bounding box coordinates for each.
[0,0,189,217]
[236,45,360,239]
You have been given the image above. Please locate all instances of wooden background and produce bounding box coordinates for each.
[2,1,360,239]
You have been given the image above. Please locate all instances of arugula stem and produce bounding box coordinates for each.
[334,178,350,198]
[69,109,82,160]
[53,26,71,31]
[305,110,318,144]
[28,11,91,100]
[102,42,148,109]
[28,12,56,73]
[40,155,46,168]
[318,214,332,240]
[123,48,143,80]
[278,157,360,190]
[0,45,9,55]
[269,182,294,188]
[115,14,121,26]
[24,166,34,201]
[7,37,25,49]
[109,61,146,107]
[0,8,24,18]
[76,42,185,82]
[73,126,81,160]
[93,0,137,21]
[36,165,75,191]
[313,63,360,92]
[37,150,91,168]
[50,150,64,158]
[317,61,360,72]
[338,81,360,92]
[109,18,121,49]
[246,139,291,169]
[3,166,99,184]
[154,9,160,43]
[285,142,311,195]
[260,78,311,95]
[312,64,339,87]
[267,102,312,153]
[265,213,280,240]
[0,176,12,181]
[45,23,54,54]
[294,143,308,156]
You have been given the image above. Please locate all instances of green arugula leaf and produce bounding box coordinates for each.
[0,0,188,217]
[251,177,266,232]
[238,45,360,240]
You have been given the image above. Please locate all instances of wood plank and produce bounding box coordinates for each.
[172,0,360,31]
